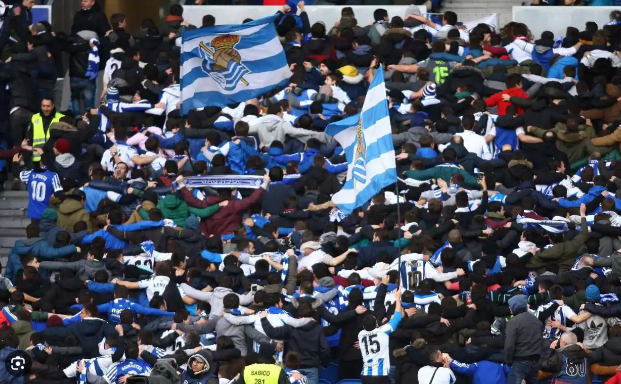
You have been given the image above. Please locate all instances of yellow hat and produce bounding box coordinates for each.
[337,65,358,78]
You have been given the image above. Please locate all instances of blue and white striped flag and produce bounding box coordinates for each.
[180,15,292,114]
[324,66,397,215]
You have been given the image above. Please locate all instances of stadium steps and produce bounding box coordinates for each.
[444,0,523,28]
[0,191,30,268]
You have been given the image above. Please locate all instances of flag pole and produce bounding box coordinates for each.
[395,181,402,288]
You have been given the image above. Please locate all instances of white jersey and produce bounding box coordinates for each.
[138,275,170,301]
[103,56,123,89]
[161,329,186,352]
[358,312,402,376]
[101,143,139,170]
[125,251,171,273]
[536,302,576,339]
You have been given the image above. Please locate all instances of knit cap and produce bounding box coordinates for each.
[107,87,120,103]
[54,138,71,154]
[422,83,437,99]
[586,284,601,301]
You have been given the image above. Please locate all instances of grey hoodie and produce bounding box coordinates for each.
[39,259,110,281]
[180,284,254,319]
[247,115,335,147]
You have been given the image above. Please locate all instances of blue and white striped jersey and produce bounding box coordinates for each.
[104,359,151,384]
[536,302,576,339]
[358,311,403,376]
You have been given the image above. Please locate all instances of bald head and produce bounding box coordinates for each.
[560,332,577,347]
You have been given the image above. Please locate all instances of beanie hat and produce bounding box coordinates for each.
[422,83,437,99]
[321,58,337,73]
[107,87,120,103]
[54,138,71,154]
[508,294,528,314]
[586,284,601,301]
[46,315,63,327]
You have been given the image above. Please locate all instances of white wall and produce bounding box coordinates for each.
[182,5,426,29]
[513,6,617,37]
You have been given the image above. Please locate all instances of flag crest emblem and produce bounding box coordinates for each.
[199,34,250,91]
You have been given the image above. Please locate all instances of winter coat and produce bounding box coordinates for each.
[260,318,331,368]
[12,320,35,350]
[47,317,116,357]
[57,198,90,234]
[6,238,77,281]
[530,123,597,164]
[39,259,110,282]
[180,186,265,237]
[71,3,111,38]
[261,183,296,216]
[526,218,589,273]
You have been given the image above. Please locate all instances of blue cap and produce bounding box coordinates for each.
[586,285,600,301]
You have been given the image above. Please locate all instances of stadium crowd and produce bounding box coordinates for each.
[4,1,621,384]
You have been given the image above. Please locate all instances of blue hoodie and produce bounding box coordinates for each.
[558,185,606,208]
[239,141,283,170]
[548,56,579,79]
[6,238,76,281]
[272,148,347,174]
[450,359,510,384]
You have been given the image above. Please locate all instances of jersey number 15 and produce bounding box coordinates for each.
[361,334,380,355]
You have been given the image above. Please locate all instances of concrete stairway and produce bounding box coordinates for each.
[0,191,29,269]
[443,0,523,29]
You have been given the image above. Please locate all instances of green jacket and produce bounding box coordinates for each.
[405,164,479,187]
[157,194,220,228]
[527,218,589,273]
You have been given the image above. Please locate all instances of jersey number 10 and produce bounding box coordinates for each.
[30,181,47,202]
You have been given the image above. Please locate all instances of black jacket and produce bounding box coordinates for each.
[591,337,621,366]
[261,318,331,368]
[64,35,91,78]
[261,183,296,216]
[71,3,111,38]
[47,318,116,357]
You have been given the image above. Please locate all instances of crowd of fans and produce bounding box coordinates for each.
[4,1,621,384]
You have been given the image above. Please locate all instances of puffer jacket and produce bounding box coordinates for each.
[57,198,91,233]
[530,123,597,164]
[12,320,34,350]
[157,194,190,227]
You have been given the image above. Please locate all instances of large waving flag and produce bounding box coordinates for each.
[180,15,292,114]
[325,66,397,214]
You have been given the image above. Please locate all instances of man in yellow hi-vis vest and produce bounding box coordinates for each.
[28,98,65,164]
[237,343,289,384]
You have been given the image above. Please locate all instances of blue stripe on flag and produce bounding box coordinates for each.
[181,14,291,114]
[324,66,396,215]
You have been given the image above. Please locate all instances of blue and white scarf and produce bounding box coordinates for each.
[601,293,619,304]
[516,215,568,233]
[431,241,451,267]
[281,253,289,285]
[85,38,100,80]
[180,175,264,190]
[329,208,346,222]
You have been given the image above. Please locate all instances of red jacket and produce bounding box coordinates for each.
[180,186,265,236]
[606,371,621,384]
[485,87,528,116]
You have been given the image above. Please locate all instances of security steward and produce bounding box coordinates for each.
[238,343,289,384]
[28,97,65,164]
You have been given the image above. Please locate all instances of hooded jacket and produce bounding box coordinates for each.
[12,320,35,350]
[39,259,110,282]
[260,317,331,368]
[6,238,77,281]
[57,198,91,233]
[503,297,543,364]
[181,350,218,384]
